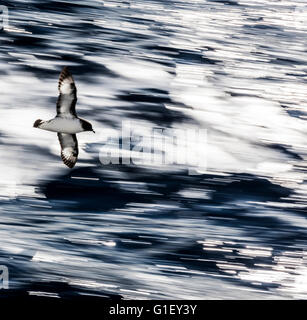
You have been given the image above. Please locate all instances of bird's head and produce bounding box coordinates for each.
[81,120,95,133]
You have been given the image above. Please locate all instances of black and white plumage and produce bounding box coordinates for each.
[57,66,77,117]
[34,67,95,168]
[57,133,78,169]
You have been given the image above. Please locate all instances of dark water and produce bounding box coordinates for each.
[1,0,307,299]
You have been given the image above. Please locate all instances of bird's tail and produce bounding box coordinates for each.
[33,119,44,128]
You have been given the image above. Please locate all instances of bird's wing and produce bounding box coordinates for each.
[56,67,77,117]
[57,133,79,168]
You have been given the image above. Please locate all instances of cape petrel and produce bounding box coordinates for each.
[33,67,95,168]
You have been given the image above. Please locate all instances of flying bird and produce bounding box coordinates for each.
[33,67,95,168]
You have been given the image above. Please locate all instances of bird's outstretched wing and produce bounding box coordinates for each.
[57,133,79,168]
[56,67,77,117]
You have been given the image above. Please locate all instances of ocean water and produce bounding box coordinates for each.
[1,0,307,299]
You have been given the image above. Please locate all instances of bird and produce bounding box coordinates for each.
[33,67,95,168]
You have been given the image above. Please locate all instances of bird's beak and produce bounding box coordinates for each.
[92,130,95,133]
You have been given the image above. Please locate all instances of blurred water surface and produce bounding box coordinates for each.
[1,0,307,299]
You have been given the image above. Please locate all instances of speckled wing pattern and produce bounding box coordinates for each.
[56,67,77,117]
[57,132,79,168]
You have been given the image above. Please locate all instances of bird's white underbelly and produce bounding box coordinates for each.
[40,117,83,134]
